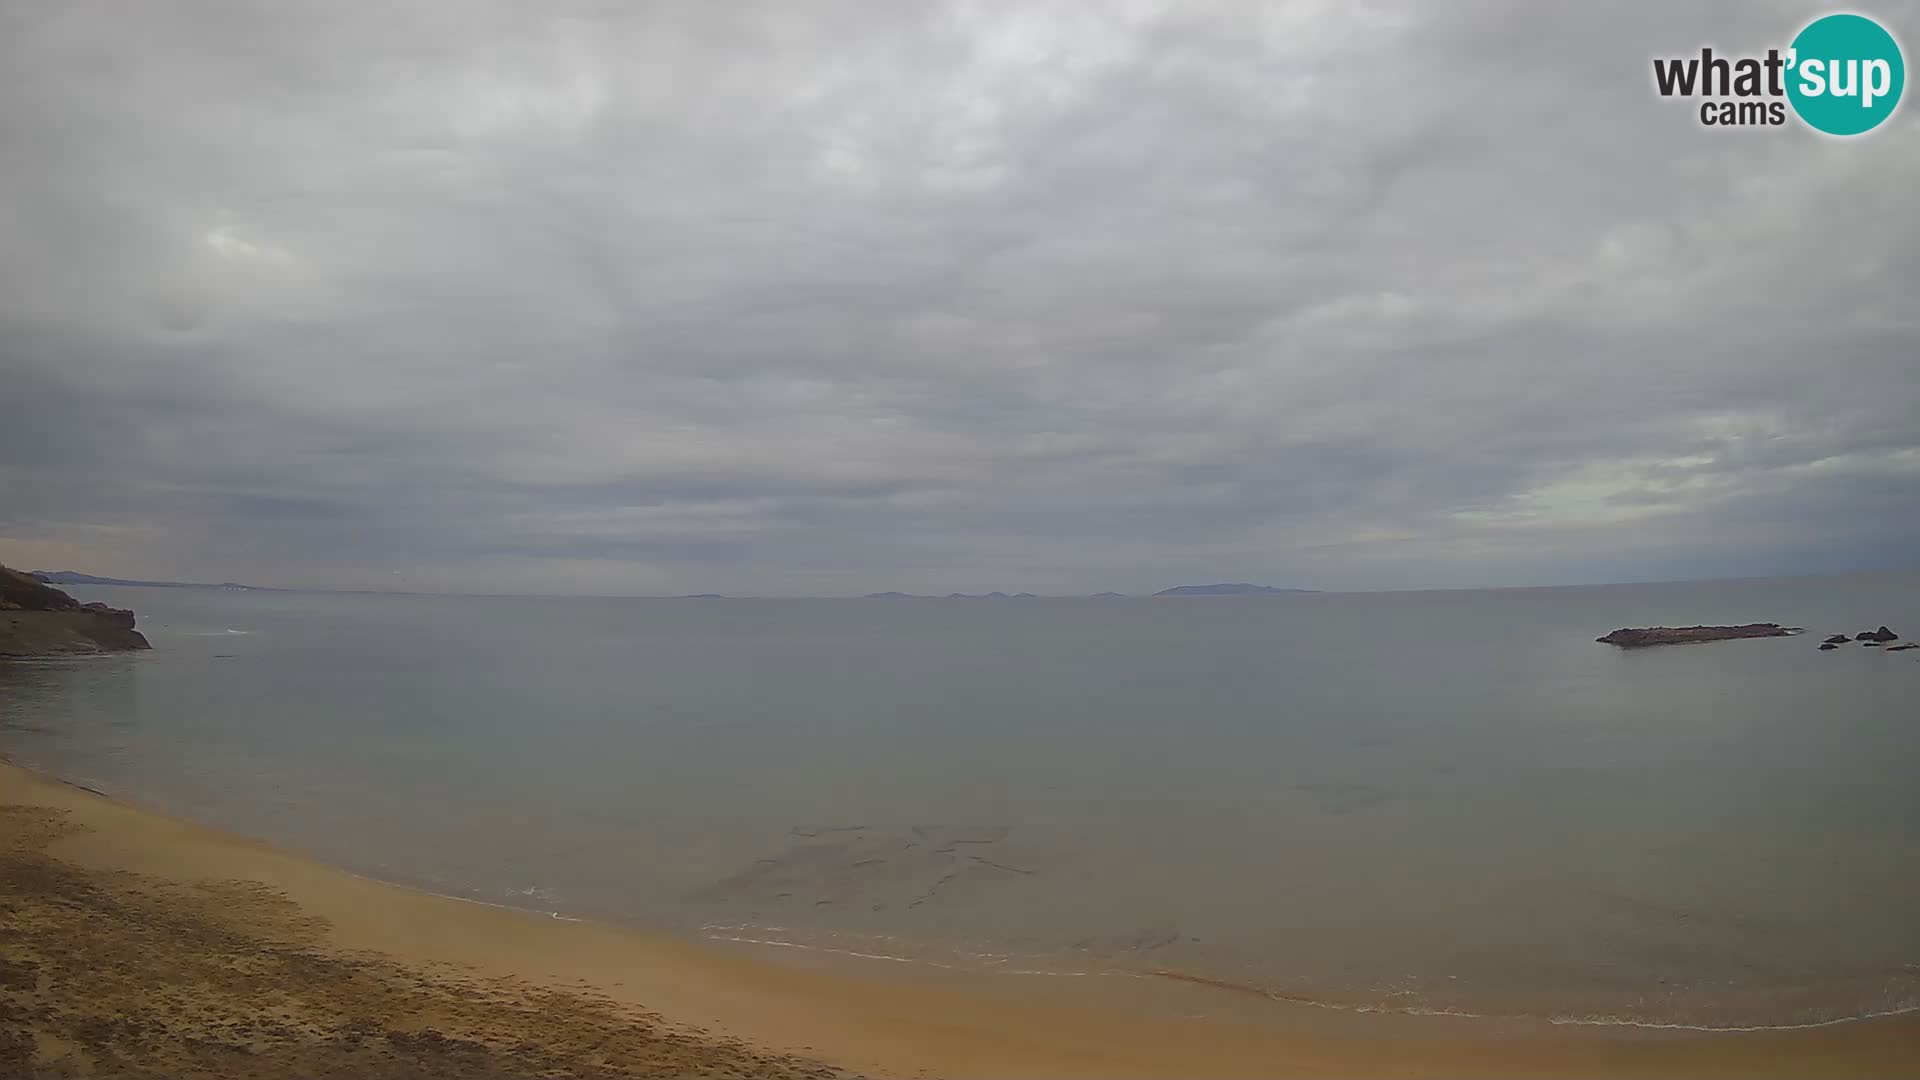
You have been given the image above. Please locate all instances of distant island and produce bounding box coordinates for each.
[1153,583,1317,597]
[29,570,266,591]
[863,591,1040,599]
[859,585,1318,599]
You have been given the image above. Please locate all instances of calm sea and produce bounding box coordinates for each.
[4,572,1918,1029]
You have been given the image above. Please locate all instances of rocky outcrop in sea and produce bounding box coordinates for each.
[1595,624,1798,647]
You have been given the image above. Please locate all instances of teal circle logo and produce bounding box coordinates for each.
[1787,13,1905,135]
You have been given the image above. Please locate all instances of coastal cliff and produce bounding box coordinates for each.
[0,564,151,656]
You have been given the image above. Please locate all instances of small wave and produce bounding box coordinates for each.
[1141,968,1920,1031]
[703,932,919,964]
[1146,972,1920,1032]
[698,924,1130,977]
[331,867,581,922]
[425,892,584,923]
[1542,1001,1920,1033]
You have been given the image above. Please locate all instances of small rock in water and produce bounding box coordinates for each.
[1823,634,1852,644]
[1862,641,1883,647]
[1888,643,1918,652]
[1819,642,1840,651]
[1873,625,1900,642]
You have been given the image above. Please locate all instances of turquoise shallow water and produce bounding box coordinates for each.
[3,571,1918,1028]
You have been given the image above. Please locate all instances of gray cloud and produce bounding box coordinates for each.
[3,0,1916,594]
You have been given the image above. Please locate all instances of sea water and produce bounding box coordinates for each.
[3,571,1917,1028]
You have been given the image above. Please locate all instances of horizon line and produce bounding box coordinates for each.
[22,562,1917,603]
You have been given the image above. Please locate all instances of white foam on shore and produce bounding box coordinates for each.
[699,923,1130,977]
[331,867,585,922]
[1541,1001,1920,1032]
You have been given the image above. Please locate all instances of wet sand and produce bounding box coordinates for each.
[3,759,1918,1078]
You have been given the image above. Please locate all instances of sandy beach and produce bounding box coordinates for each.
[4,759,1919,1077]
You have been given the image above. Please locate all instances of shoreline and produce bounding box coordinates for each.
[5,759,1920,1075]
[692,922,1920,1037]
[18,753,1910,1041]
[34,761,1916,1040]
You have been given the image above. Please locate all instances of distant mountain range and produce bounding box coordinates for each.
[863,591,1041,599]
[1152,583,1317,596]
[31,569,1309,600]
[861,584,1316,599]
[29,570,268,591]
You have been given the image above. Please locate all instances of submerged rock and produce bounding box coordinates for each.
[1596,624,1797,648]
[1819,642,1840,651]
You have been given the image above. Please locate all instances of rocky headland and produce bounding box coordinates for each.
[0,564,151,656]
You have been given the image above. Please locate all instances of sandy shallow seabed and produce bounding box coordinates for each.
[2,760,1918,1079]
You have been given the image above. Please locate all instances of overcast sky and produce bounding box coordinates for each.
[2,1,1916,596]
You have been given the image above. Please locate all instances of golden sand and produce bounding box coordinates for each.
[2,759,1916,1078]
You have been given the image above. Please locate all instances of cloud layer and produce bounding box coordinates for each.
[3,0,1917,594]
